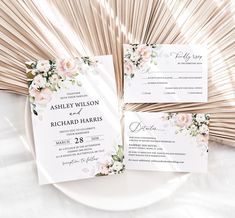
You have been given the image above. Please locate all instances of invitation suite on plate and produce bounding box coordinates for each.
[123,44,207,103]
[124,111,210,172]
[26,55,124,185]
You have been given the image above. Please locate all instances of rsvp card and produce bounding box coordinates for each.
[124,44,207,103]
[124,111,210,172]
[26,55,124,185]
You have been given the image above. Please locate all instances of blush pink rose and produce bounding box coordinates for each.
[138,45,152,62]
[124,61,134,75]
[34,88,52,105]
[29,87,40,97]
[99,161,110,175]
[175,113,192,128]
[57,59,78,77]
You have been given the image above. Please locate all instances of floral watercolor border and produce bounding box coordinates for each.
[163,113,210,153]
[26,57,98,117]
[95,145,125,176]
[123,44,159,79]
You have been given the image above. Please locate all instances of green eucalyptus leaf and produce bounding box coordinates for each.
[117,145,124,160]
[33,109,38,116]
[26,71,35,80]
[112,155,121,162]
[151,51,157,57]
[25,63,33,69]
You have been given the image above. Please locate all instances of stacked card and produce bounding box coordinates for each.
[26,44,209,185]
[123,44,209,173]
[123,44,207,103]
[26,56,123,184]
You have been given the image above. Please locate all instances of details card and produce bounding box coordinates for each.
[26,55,124,185]
[123,44,207,103]
[124,111,210,173]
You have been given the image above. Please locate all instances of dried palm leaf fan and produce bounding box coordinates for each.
[0,0,235,145]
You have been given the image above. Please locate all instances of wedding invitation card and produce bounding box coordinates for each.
[124,111,210,172]
[26,55,124,185]
[123,44,207,103]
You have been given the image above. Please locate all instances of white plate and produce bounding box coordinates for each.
[25,99,189,211]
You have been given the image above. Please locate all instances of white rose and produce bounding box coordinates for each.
[196,114,206,123]
[32,74,46,88]
[36,60,51,72]
[49,74,59,84]
[190,124,197,132]
[112,161,123,172]
[130,53,140,62]
[199,124,209,135]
